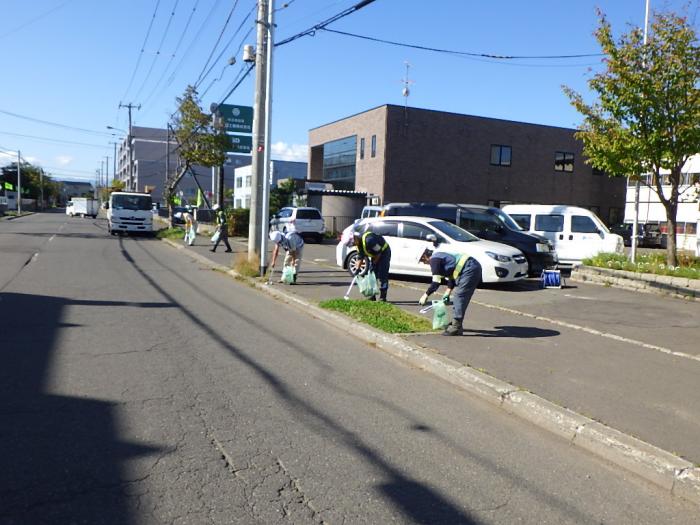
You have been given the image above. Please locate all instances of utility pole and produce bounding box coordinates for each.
[631,0,650,263]
[17,150,21,214]
[104,156,110,190]
[248,0,274,274]
[165,125,171,205]
[39,168,44,210]
[119,102,141,191]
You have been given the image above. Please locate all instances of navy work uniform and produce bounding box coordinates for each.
[354,230,391,301]
[419,250,481,336]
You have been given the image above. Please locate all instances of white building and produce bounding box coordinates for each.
[624,154,700,252]
[233,160,307,209]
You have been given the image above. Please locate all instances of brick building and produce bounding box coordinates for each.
[309,105,626,225]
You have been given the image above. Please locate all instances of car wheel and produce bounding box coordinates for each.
[346,252,369,276]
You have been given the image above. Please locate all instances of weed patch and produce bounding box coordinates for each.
[319,299,433,333]
[232,253,260,278]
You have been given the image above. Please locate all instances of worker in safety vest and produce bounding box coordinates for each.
[418,249,481,336]
[269,230,305,283]
[352,227,391,301]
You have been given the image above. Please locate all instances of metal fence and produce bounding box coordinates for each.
[323,215,356,235]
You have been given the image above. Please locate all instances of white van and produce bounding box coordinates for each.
[501,204,624,267]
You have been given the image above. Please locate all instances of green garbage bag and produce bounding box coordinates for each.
[432,300,449,330]
[357,271,379,297]
[282,265,295,284]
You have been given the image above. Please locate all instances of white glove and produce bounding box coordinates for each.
[418,293,429,306]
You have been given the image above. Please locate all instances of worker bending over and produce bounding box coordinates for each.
[353,227,391,302]
[269,230,304,284]
[418,249,481,336]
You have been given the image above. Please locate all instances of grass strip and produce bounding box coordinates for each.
[583,252,700,280]
[156,227,186,240]
[319,298,434,333]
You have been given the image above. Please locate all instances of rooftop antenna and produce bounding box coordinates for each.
[401,61,414,131]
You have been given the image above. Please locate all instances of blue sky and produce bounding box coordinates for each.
[1,0,698,183]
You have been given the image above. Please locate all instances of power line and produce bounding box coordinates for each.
[193,0,243,88]
[0,0,75,40]
[121,0,163,102]
[164,0,225,89]
[139,0,203,113]
[196,4,256,93]
[319,27,604,60]
[0,131,110,149]
[276,0,377,47]
[132,0,183,103]
[0,108,116,137]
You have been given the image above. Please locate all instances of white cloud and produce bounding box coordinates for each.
[55,155,73,166]
[271,142,308,162]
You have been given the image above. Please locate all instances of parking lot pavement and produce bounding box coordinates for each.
[174,236,700,467]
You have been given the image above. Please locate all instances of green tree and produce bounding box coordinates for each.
[165,86,228,225]
[563,10,700,266]
[269,178,296,216]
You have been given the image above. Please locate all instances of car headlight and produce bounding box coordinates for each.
[485,251,512,262]
[535,243,549,253]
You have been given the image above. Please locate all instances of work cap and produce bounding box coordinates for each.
[420,248,433,260]
[212,204,220,210]
[269,231,283,243]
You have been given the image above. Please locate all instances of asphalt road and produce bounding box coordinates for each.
[1,211,698,524]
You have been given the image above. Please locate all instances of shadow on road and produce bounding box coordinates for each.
[464,325,560,338]
[0,292,165,524]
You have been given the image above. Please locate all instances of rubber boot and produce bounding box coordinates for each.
[443,318,463,336]
[379,288,388,302]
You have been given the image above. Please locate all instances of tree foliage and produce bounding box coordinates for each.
[269,178,296,216]
[563,9,700,265]
[165,86,229,225]
[1,161,62,204]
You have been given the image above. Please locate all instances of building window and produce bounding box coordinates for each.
[323,136,357,190]
[235,199,242,209]
[359,137,365,160]
[490,145,511,167]
[236,177,242,188]
[371,135,376,158]
[245,175,252,187]
[244,196,251,208]
[555,151,574,172]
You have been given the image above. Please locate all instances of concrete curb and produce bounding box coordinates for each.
[571,265,699,302]
[162,238,700,505]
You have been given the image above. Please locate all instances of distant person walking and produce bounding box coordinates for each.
[269,230,304,284]
[418,249,481,336]
[183,208,196,246]
[352,227,391,301]
[210,204,232,253]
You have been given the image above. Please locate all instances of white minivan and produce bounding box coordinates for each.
[501,205,624,267]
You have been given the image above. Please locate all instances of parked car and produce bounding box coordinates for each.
[270,206,325,242]
[610,223,644,247]
[455,205,557,276]
[336,216,529,284]
[359,205,383,219]
[366,202,557,276]
[502,204,624,267]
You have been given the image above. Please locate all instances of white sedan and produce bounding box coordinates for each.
[336,216,529,283]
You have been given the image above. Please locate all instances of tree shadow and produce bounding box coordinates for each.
[0,292,167,524]
[123,238,481,524]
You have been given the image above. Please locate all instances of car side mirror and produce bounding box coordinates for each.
[426,233,439,247]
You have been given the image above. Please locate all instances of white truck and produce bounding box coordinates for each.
[107,192,153,235]
[66,197,99,218]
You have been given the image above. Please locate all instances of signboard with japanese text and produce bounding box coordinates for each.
[227,134,252,154]
[215,104,253,134]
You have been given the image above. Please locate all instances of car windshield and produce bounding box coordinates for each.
[428,220,479,242]
[488,208,524,231]
[112,194,152,211]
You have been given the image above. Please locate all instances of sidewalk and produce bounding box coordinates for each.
[164,236,700,504]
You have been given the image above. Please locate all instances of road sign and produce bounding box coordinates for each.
[215,104,253,133]
[227,134,252,154]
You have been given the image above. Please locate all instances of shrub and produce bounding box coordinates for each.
[583,252,700,280]
[226,208,249,236]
